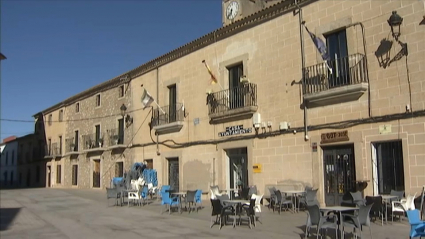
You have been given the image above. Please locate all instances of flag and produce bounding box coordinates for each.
[304,26,330,61]
[202,60,218,84]
[141,88,154,109]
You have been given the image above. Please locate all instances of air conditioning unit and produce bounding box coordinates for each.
[253,113,261,129]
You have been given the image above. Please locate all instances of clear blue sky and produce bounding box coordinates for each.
[1,0,222,140]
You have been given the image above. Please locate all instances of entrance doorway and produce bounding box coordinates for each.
[47,166,51,187]
[168,158,179,191]
[226,148,248,199]
[93,159,101,188]
[323,144,356,206]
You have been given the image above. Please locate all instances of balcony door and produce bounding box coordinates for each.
[168,84,177,123]
[74,130,79,151]
[228,64,244,109]
[95,125,101,147]
[326,29,349,87]
[118,118,124,144]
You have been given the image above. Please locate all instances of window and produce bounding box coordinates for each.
[5,152,8,165]
[56,165,61,184]
[72,165,78,186]
[48,139,52,155]
[59,110,63,122]
[118,118,124,144]
[95,94,101,107]
[11,151,14,165]
[118,85,125,98]
[59,136,62,155]
[76,103,80,113]
[145,159,153,169]
[95,125,101,146]
[325,29,349,87]
[115,162,124,177]
[228,63,244,109]
[48,114,52,126]
[74,130,79,151]
[168,84,177,122]
[374,141,405,194]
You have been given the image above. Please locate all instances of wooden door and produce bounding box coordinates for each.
[93,160,100,188]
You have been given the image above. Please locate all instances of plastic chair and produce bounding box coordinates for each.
[195,189,203,212]
[160,191,179,214]
[406,209,425,238]
[342,203,373,239]
[392,193,417,223]
[305,204,338,238]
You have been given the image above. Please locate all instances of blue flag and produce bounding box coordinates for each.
[305,26,330,61]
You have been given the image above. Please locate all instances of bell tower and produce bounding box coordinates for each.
[222,0,265,26]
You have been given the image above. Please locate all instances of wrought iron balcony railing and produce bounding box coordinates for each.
[151,103,185,127]
[107,128,125,146]
[207,83,257,115]
[82,133,104,150]
[51,142,61,156]
[303,53,368,95]
[65,137,79,153]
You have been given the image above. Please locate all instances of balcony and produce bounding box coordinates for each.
[107,128,126,150]
[207,83,258,124]
[82,133,105,153]
[151,103,185,135]
[51,142,62,157]
[303,53,369,107]
[64,137,79,156]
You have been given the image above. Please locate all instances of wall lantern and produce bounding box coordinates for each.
[120,104,133,128]
[387,11,403,39]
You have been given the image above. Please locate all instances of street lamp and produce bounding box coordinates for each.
[120,104,127,117]
[388,11,403,40]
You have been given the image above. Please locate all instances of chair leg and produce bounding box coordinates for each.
[369,226,372,238]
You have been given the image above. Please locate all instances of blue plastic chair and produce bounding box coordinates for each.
[140,186,149,205]
[161,190,179,214]
[195,189,203,212]
[406,209,425,238]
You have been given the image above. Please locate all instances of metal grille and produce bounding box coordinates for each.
[376,140,404,194]
[323,145,356,206]
[72,165,78,186]
[207,83,257,115]
[168,158,179,191]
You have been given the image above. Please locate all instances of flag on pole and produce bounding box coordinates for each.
[304,25,330,61]
[141,88,154,109]
[202,60,218,84]
[304,25,332,74]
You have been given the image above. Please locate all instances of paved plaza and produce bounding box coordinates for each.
[0,188,413,239]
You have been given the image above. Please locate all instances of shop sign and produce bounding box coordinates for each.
[320,130,349,144]
[218,125,252,137]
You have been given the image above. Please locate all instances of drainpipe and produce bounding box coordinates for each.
[156,65,160,155]
[295,0,309,141]
[345,22,370,117]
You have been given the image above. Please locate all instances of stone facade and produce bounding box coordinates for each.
[36,0,424,206]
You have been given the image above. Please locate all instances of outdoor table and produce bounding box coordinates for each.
[171,192,187,213]
[381,195,398,223]
[320,206,359,239]
[282,190,305,213]
[222,199,250,227]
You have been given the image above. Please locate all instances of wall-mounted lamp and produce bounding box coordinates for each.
[388,11,403,40]
[120,104,133,128]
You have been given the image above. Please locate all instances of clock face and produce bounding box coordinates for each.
[226,1,239,20]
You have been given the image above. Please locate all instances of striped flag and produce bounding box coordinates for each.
[304,26,330,61]
[202,60,218,84]
[141,88,154,109]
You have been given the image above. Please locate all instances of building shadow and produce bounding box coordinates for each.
[0,207,21,231]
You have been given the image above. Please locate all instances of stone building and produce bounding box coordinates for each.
[36,0,424,206]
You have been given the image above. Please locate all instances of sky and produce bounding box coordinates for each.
[0,0,222,141]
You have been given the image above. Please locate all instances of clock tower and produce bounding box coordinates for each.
[222,0,265,26]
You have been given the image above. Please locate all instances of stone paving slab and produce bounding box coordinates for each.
[0,188,413,239]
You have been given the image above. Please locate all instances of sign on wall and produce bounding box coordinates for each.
[320,130,349,144]
[218,125,252,137]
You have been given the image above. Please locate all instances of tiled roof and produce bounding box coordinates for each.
[38,0,314,115]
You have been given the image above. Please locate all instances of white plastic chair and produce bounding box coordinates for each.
[392,193,417,223]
